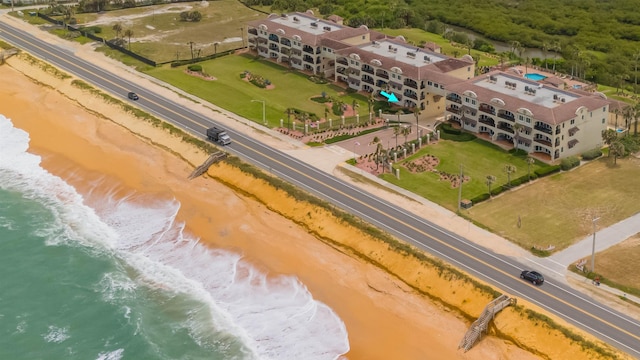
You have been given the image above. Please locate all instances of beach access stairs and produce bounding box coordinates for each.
[0,48,19,64]
[458,294,516,352]
[188,152,227,180]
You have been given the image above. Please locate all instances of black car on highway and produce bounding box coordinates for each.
[127,92,139,100]
[520,270,544,285]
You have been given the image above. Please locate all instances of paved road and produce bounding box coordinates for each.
[1,20,640,357]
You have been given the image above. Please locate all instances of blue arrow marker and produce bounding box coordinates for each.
[380,91,399,103]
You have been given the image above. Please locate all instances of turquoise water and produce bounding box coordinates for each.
[524,73,546,81]
[0,114,349,359]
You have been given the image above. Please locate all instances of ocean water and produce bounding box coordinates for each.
[0,114,349,360]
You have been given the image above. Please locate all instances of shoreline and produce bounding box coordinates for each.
[1,22,632,356]
[0,50,541,360]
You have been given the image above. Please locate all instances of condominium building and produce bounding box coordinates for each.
[444,71,610,161]
[246,11,475,118]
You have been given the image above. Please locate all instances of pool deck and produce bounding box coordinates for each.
[507,65,591,92]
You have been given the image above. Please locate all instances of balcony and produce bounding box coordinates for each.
[303,45,314,54]
[497,111,514,122]
[362,66,374,74]
[479,116,495,127]
[337,58,348,66]
[348,68,360,76]
[291,49,302,56]
[248,28,258,35]
[446,107,461,114]
[479,104,495,115]
[446,94,462,104]
[534,138,552,147]
[404,92,418,100]
[281,48,291,56]
[376,80,388,88]
[268,34,279,42]
[376,70,389,79]
[280,38,291,47]
[361,76,374,84]
[257,38,268,44]
[303,55,314,64]
[534,124,553,134]
[497,123,514,134]
[269,44,279,51]
[404,79,418,89]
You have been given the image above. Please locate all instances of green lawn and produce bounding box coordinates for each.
[380,138,545,208]
[466,156,640,251]
[376,28,500,68]
[145,54,370,126]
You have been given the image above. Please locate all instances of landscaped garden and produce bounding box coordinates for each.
[379,136,547,210]
[146,53,371,127]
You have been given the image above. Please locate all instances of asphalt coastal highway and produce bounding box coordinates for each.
[1,21,639,357]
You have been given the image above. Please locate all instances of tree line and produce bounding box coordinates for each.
[243,0,640,89]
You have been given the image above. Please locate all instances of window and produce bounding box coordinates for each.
[602,118,605,124]
[471,99,476,105]
[428,81,432,86]
[362,35,365,39]
[468,66,471,72]
[571,119,575,125]
[392,74,396,78]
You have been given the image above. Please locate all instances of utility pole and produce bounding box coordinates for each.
[251,100,266,125]
[457,164,463,212]
[591,216,601,274]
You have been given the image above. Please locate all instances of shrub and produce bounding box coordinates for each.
[490,185,506,196]
[560,156,580,171]
[470,193,490,203]
[188,64,202,72]
[310,96,331,103]
[535,165,561,177]
[581,148,603,160]
[332,102,344,116]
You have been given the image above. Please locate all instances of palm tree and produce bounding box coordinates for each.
[368,94,375,122]
[413,107,420,141]
[634,103,640,136]
[542,42,549,70]
[112,23,122,40]
[610,141,625,165]
[525,157,535,181]
[623,105,634,132]
[324,107,329,121]
[601,129,618,157]
[393,125,402,148]
[552,41,561,72]
[503,164,517,187]
[374,142,386,171]
[352,100,359,116]
[485,175,497,197]
[124,29,134,50]
[512,123,523,149]
[401,125,411,145]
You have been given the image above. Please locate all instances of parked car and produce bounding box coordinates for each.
[127,92,139,100]
[520,270,544,285]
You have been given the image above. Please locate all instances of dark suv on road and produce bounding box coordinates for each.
[127,92,139,100]
[520,270,544,285]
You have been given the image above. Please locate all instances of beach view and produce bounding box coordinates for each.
[1,1,639,359]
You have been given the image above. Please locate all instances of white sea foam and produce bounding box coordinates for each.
[0,115,350,359]
[96,348,124,360]
[43,325,70,343]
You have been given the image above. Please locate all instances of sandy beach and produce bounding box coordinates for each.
[0,49,546,359]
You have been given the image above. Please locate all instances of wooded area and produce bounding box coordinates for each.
[243,0,640,90]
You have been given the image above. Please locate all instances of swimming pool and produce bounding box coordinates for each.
[525,73,547,81]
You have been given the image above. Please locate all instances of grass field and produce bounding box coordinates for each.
[588,234,640,298]
[380,138,546,209]
[466,156,640,251]
[145,53,370,126]
[52,0,265,63]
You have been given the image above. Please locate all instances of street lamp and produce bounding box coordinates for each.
[591,216,601,274]
[353,141,360,162]
[251,99,266,125]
